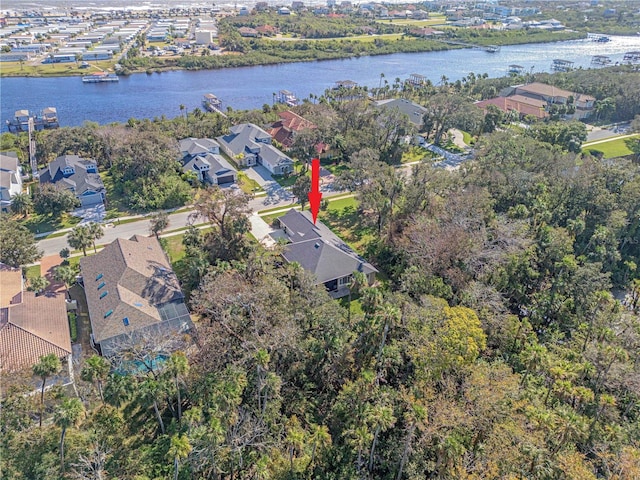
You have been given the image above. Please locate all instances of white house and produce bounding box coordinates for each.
[0,151,23,213]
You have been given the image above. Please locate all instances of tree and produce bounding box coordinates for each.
[81,355,111,402]
[33,353,62,427]
[68,225,93,256]
[53,265,77,289]
[87,222,104,253]
[149,211,170,239]
[0,215,42,267]
[28,275,50,295]
[166,351,189,422]
[292,175,311,210]
[11,192,33,217]
[55,398,84,472]
[167,434,192,480]
[33,183,79,217]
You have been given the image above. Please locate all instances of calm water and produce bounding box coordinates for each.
[2,35,639,128]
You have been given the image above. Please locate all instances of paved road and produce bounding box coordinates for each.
[37,192,298,256]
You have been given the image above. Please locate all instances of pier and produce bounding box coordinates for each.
[591,55,612,67]
[508,64,525,75]
[275,90,299,107]
[406,73,427,86]
[201,94,227,117]
[623,51,640,63]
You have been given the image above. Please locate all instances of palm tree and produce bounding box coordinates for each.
[308,423,331,471]
[87,222,104,253]
[81,355,111,402]
[167,434,192,480]
[167,351,189,422]
[68,225,93,256]
[367,404,396,472]
[53,265,77,290]
[28,275,50,296]
[33,353,62,427]
[55,397,84,472]
[141,377,166,434]
[179,104,187,126]
[11,192,33,218]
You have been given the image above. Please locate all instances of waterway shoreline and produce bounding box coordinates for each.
[0,30,587,79]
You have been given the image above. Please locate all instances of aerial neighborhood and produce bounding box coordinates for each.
[1,0,640,478]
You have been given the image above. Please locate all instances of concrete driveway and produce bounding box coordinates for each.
[245,165,293,206]
[72,203,106,224]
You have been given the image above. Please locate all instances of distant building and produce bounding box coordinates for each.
[374,98,428,128]
[268,110,316,148]
[179,137,237,185]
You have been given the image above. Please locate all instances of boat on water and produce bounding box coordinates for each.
[485,45,500,53]
[82,72,119,83]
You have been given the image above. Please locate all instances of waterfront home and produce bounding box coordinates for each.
[0,265,72,374]
[217,123,294,175]
[269,111,316,148]
[278,209,378,298]
[0,151,23,213]
[39,154,106,207]
[80,235,194,359]
[374,98,428,128]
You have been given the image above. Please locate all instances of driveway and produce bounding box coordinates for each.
[72,203,106,224]
[244,165,293,206]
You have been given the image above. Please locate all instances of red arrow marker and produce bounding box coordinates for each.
[308,158,322,225]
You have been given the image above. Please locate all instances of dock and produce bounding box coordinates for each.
[275,90,299,107]
[406,73,427,86]
[202,93,227,117]
[591,55,612,67]
[508,64,524,75]
[623,51,640,63]
[6,108,59,134]
[551,59,574,72]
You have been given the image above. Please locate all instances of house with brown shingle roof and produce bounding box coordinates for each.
[0,265,71,373]
[79,235,193,358]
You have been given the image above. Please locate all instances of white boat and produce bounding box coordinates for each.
[82,72,119,83]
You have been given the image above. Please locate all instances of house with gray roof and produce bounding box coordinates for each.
[39,154,105,207]
[80,235,194,358]
[217,123,294,175]
[374,98,428,128]
[179,137,237,185]
[278,209,377,298]
[0,151,22,213]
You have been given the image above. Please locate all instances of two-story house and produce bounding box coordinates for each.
[217,123,294,175]
[39,154,106,207]
[0,151,23,213]
[178,137,237,185]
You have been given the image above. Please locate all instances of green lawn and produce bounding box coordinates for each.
[272,173,300,188]
[582,135,639,159]
[461,130,474,146]
[22,212,81,235]
[374,17,447,27]
[237,172,263,194]
[24,264,41,281]
[1,59,117,77]
[401,146,434,164]
[318,197,373,252]
[162,234,187,263]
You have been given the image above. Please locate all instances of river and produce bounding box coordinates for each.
[2,35,639,129]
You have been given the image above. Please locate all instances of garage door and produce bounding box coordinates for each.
[217,175,235,185]
[80,194,103,207]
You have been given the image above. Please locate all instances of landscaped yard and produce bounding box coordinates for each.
[21,212,82,235]
[582,135,639,159]
[24,264,41,282]
[237,172,263,194]
[402,146,435,164]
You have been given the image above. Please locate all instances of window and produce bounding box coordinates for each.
[96,273,103,281]
[97,281,106,290]
[104,309,113,318]
[99,291,108,299]
[338,276,351,286]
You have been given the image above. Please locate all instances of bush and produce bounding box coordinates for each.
[68,312,78,342]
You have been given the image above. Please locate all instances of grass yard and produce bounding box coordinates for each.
[374,17,447,27]
[237,172,263,194]
[461,130,474,146]
[402,146,434,164]
[24,264,41,282]
[162,234,187,263]
[1,60,116,77]
[22,212,82,235]
[273,173,300,188]
[582,135,639,159]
